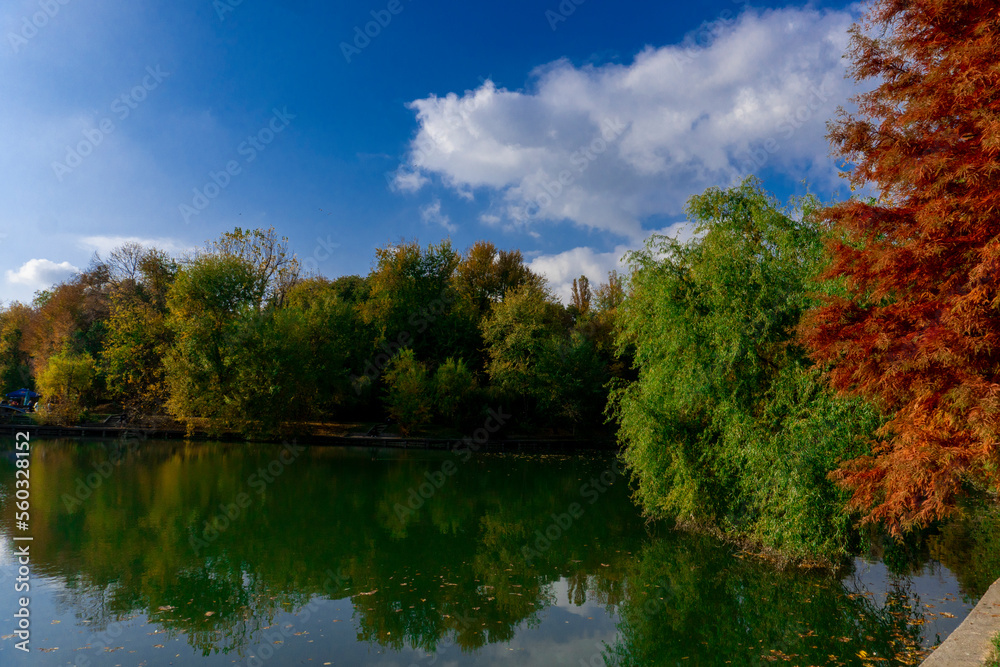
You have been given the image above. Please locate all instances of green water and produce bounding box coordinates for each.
[0,438,996,666]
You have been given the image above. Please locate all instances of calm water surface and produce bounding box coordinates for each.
[0,439,997,666]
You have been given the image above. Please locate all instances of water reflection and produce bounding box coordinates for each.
[0,439,996,665]
[604,536,933,665]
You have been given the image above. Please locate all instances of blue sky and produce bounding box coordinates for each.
[0,0,864,303]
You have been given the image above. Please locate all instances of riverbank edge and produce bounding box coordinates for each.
[0,422,618,452]
[921,577,1000,666]
[671,517,844,571]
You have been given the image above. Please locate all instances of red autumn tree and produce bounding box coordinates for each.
[802,0,1000,532]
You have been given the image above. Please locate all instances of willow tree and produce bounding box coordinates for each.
[801,0,1000,532]
[613,180,883,559]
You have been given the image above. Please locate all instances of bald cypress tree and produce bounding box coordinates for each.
[802,0,1000,532]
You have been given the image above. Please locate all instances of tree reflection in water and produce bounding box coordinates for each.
[0,439,995,664]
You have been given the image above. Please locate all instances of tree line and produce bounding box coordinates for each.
[0,228,627,440]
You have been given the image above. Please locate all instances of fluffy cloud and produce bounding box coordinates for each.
[529,222,692,303]
[5,259,79,290]
[529,246,630,303]
[396,6,858,241]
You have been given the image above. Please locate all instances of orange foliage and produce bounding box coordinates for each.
[801,0,1000,532]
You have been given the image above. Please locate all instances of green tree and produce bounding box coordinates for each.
[328,274,370,304]
[224,306,314,436]
[36,349,96,423]
[208,226,300,307]
[481,282,567,416]
[163,253,266,433]
[163,228,307,435]
[100,245,177,418]
[594,270,624,313]
[362,240,477,368]
[569,275,592,318]
[612,179,884,560]
[284,278,372,419]
[432,357,480,428]
[383,348,434,434]
[452,241,542,319]
[481,283,605,429]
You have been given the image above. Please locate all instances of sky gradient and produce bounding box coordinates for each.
[1,0,864,303]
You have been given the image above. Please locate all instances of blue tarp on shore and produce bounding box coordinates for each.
[5,388,40,400]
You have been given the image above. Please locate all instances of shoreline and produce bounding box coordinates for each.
[921,577,1000,666]
[0,422,618,452]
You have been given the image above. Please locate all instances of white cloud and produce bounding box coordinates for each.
[396,6,858,241]
[419,200,457,233]
[78,235,195,257]
[391,168,429,193]
[5,259,79,290]
[530,246,629,303]
[530,222,692,302]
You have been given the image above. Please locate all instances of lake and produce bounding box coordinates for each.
[0,437,997,666]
